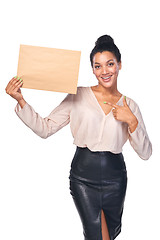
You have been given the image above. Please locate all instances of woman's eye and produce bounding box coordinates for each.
[95,66,100,69]
[108,62,114,66]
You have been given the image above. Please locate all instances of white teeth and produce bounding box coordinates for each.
[102,76,111,79]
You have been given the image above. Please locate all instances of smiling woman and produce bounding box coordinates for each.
[90,35,122,93]
[69,35,152,240]
[92,51,121,88]
[5,34,152,240]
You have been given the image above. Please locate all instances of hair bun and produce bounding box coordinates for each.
[95,35,114,46]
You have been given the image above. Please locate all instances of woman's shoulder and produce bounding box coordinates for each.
[73,86,89,96]
[77,86,88,91]
[125,95,140,112]
[68,86,88,102]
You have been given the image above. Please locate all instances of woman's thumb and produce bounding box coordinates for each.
[123,96,128,107]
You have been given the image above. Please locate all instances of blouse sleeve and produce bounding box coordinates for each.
[15,93,73,139]
[128,101,152,160]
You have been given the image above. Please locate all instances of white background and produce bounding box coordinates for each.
[0,0,159,239]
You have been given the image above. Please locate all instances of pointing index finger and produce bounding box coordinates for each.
[103,101,118,108]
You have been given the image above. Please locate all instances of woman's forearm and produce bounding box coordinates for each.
[128,115,139,133]
[18,98,27,109]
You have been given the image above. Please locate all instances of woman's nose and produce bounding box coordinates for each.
[101,67,108,74]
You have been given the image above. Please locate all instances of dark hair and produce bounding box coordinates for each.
[90,35,121,67]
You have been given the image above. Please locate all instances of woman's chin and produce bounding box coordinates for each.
[99,80,113,88]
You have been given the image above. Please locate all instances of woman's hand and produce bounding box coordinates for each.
[105,96,138,132]
[5,76,26,108]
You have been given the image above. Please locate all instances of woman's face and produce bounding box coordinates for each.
[92,51,121,89]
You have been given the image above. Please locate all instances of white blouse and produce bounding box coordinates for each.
[15,86,152,160]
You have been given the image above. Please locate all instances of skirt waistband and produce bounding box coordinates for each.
[76,146,123,156]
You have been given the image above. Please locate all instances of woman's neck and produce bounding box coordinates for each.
[95,83,121,97]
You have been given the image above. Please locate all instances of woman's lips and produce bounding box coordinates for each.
[101,76,112,82]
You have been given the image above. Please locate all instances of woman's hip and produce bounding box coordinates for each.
[69,146,127,184]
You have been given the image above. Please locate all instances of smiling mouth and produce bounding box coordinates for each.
[101,76,112,81]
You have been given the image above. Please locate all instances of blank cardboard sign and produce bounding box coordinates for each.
[17,44,81,94]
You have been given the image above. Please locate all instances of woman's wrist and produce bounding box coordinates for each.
[127,115,138,133]
[18,98,26,109]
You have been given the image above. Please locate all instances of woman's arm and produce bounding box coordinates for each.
[128,103,152,160]
[6,76,73,139]
[18,98,26,108]
[15,93,73,138]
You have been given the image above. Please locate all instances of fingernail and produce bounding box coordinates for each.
[14,76,17,79]
[17,77,21,80]
[103,101,107,104]
[124,96,126,100]
[20,78,23,82]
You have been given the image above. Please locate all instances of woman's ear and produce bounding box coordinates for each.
[118,61,122,70]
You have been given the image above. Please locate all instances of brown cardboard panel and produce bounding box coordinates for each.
[17,44,81,94]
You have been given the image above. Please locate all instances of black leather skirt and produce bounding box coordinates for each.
[69,146,127,240]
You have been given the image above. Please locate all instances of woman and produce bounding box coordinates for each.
[6,35,152,240]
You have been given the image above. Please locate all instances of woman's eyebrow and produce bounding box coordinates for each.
[94,59,114,64]
[107,59,114,62]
